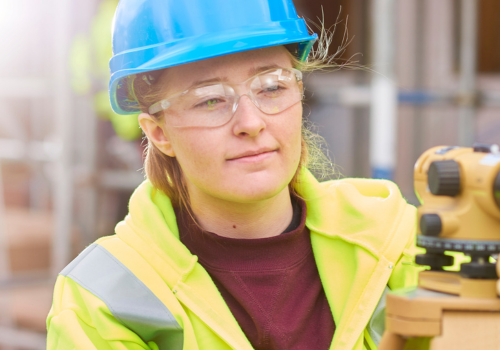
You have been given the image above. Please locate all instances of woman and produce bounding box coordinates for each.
[47,1,419,349]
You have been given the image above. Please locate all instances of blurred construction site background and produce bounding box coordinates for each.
[1,0,499,348]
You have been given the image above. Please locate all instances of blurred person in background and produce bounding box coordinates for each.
[71,0,144,226]
[46,0,420,349]
[70,0,142,141]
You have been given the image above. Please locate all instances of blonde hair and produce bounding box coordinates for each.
[129,29,341,210]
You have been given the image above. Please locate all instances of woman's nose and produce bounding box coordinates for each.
[231,94,266,137]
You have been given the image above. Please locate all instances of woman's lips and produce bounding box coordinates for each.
[227,150,276,163]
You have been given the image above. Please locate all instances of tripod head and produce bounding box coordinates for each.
[414,144,500,280]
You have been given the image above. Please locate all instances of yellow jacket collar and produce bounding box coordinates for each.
[297,168,408,258]
[117,168,410,284]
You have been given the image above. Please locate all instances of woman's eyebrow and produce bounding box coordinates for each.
[188,77,229,89]
[187,64,282,89]
[248,64,281,76]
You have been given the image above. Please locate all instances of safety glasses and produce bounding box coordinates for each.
[148,68,303,127]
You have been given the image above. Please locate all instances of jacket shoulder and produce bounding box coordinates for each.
[48,242,184,349]
[320,177,405,201]
[306,176,416,261]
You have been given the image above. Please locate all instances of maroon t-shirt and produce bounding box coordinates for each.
[176,197,335,350]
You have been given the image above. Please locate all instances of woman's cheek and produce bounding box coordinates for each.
[282,114,303,164]
[175,131,221,174]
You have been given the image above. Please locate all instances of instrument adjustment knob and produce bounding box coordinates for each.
[420,214,442,236]
[473,143,499,153]
[415,253,454,269]
[428,160,461,196]
[473,143,493,153]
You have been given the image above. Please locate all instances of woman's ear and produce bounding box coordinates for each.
[138,113,175,157]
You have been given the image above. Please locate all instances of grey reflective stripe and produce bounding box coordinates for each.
[61,244,183,349]
[366,286,389,346]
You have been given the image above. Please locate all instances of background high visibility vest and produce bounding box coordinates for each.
[47,169,420,350]
[70,0,141,141]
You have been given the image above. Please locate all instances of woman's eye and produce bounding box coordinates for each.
[261,84,286,96]
[264,85,279,92]
[195,98,224,109]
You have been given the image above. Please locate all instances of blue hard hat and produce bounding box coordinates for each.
[109,0,317,115]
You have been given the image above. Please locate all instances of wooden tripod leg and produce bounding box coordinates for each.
[378,331,407,350]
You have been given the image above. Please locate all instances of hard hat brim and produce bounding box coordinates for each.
[109,20,317,115]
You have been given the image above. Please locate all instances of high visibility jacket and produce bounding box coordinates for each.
[47,169,420,350]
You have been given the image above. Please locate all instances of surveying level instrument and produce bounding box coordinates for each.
[379,144,500,350]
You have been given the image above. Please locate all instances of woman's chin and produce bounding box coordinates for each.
[215,176,291,203]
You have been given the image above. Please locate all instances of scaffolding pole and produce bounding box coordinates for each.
[458,0,478,146]
[0,162,9,287]
[370,0,397,180]
[52,0,74,275]
[412,0,425,161]
[76,95,98,246]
